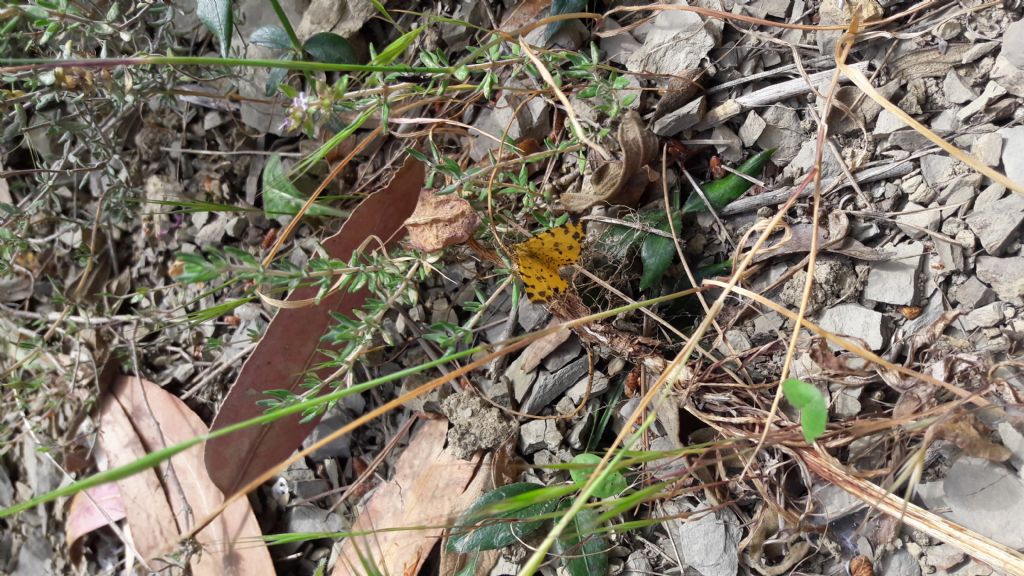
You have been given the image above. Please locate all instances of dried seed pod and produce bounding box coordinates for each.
[898,305,924,320]
[849,555,874,576]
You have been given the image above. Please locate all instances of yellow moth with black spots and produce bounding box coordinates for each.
[509,221,584,303]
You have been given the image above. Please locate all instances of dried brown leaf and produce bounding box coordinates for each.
[561,111,657,212]
[332,419,495,575]
[405,190,481,252]
[99,376,272,573]
[205,157,424,495]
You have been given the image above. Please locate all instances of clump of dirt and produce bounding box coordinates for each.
[778,256,861,314]
[441,391,517,459]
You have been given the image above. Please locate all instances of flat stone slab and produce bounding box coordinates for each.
[817,304,891,351]
[863,241,924,306]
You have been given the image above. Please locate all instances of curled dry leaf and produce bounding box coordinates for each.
[927,411,1013,462]
[561,111,658,212]
[653,69,703,120]
[748,211,885,263]
[405,190,482,252]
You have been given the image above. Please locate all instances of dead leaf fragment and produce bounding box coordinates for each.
[99,376,273,574]
[562,111,658,212]
[405,190,482,252]
[65,483,127,563]
[333,419,496,575]
[927,411,1013,462]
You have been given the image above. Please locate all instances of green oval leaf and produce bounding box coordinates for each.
[569,454,627,499]
[303,32,356,64]
[447,483,558,553]
[197,0,233,58]
[782,378,828,443]
[262,154,347,218]
[250,25,292,50]
[554,507,609,576]
[683,148,776,213]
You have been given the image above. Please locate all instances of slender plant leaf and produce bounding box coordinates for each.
[197,0,233,58]
[782,378,828,443]
[371,28,422,66]
[554,507,608,576]
[569,454,627,499]
[448,483,559,553]
[303,32,356,64]
[250,25,292,50]
[545,0,588,42]
[683,148,776,213]
[638,211,682,291]
[262,154,348,218]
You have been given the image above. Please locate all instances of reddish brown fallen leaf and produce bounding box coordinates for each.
[99,376,273,574]
[332,419,496,576]
[65,483,127,563]
[405,190,481,252]
[205,157,424,495]
[500,0,552,31]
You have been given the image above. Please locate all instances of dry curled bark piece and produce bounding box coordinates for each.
[405,190,481,252]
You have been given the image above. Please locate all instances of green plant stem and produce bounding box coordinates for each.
[0,56,451,75]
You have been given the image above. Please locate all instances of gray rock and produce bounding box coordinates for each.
[880,548,921,576]
[817,304,891,351]
[964,193,1024,256]
[952,277,996,310]
[975,183,1006,208]
[941,457,1024,549]
[923,543,966,572]
[14,535,54,575]
[934,240,965,272]
[976,256,1024,302]
[1002,18,1024,70]
[863,241,924,306]
[506,354,538,404]
[957,81,1007,121]
[971,132,1003,167]
[739,110,766,147]
[874,109,905,135]
[600,19,642,66]
[541,336,582,373]
[519,419,560,455]
[521,356,589,414]
[0,466,11,508]
[810,482,864,521]
[664,502,741,576]
[896,202,941,239]
[920,155,956,189]
[997,421,1024,471]
[756,105,804,164]
[785,139,842,181]
[518,299,549,332]
[960,302,1005,331]
[652,95,706,136]
[943,69,976,104]
[625,0,715,75]
[304,412,353,460]
[999,126,1024,187]
[566,371,610,404]
[623,551,654,576]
